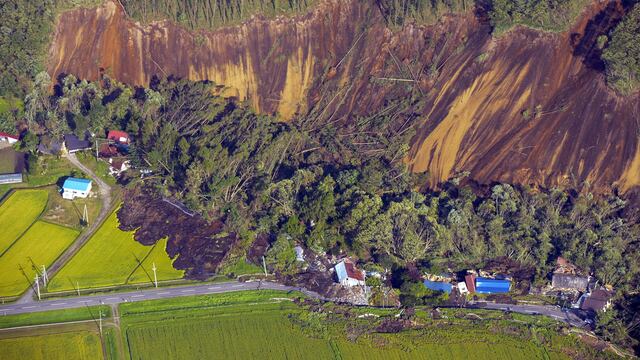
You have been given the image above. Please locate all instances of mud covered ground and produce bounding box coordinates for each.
[117,186,239,279]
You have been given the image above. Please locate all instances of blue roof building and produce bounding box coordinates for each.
[62,177,92,199]
[423,280,453,294]
[475,277,511,294]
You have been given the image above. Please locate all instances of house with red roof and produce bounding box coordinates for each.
[107,130,130,144]
[0,132,18,144]
[334,258,365,287]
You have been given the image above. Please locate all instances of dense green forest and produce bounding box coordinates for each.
[488,0,591,34]
[375,0,473,27]
[602,2,640,94]
[0,0,101,99]
[121,0,316,30]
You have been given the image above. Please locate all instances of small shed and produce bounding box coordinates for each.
[334,259,365,287]
[0,132,19,144]
[0,173,22,184]
[552,274,589,292]
[423,280,452,294]
[62,177,92,199]
[475,277,511,294]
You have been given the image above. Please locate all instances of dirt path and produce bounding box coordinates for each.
[17,153,113,304]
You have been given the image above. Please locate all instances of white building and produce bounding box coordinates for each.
[0,132,18,144]
[457,281,469,295]
[62,177,92,200]
[334,259,365,287]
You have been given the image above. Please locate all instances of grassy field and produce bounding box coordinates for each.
[0,305,111,329]
[0,189,48,255]
[0,156,75,198]
[0,331,103,360]
[0,221,79,297]
[116,291,614,360]
[41,185,102,230]
[48,210,184,292]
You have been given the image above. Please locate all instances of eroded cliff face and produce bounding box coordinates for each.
[48,0,640,194]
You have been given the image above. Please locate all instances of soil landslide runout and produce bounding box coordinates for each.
[48,0,640,194]
[117,187,239,279]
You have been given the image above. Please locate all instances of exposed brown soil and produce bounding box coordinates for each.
[117,186,239,279]
[48,0,640,195]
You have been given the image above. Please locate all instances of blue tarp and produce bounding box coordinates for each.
[63,177,91,191]
[423,280,453,294]
[475,277,511,294]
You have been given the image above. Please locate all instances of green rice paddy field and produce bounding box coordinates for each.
[0,291,616,360]
[48,210,184,292]
[0,189,49,255]
[0,331,103,360]
[116,291,613,360]
[0,190,81,298]
[0,221,79,297]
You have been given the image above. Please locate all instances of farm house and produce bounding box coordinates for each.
[334,259,365,287]
[64,134,92,153]
[551,274,589,292]
[107,130,130,144]
[62,177,92,200]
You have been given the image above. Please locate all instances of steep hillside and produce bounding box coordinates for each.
[47,0,640,193]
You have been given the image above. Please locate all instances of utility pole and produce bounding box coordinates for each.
[34,274,41,300]
[152,262,158,288]
[98,310,103,335]
[41,265,48,287]
[76,281,81,296]
[82,204,89,226]
[262,256,267,276]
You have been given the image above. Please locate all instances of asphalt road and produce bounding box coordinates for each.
[17,153,113,304]
[1,278,588,330]
[1,281,307,316]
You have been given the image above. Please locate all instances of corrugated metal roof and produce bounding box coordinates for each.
[64,134,91,151]
[0,173,22,184]
[63,177,92,191]
[475,277,511,294]
[335,261,348,281]
[423,280,452,293]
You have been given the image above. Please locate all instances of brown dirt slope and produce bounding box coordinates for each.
[48,0,640,194]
